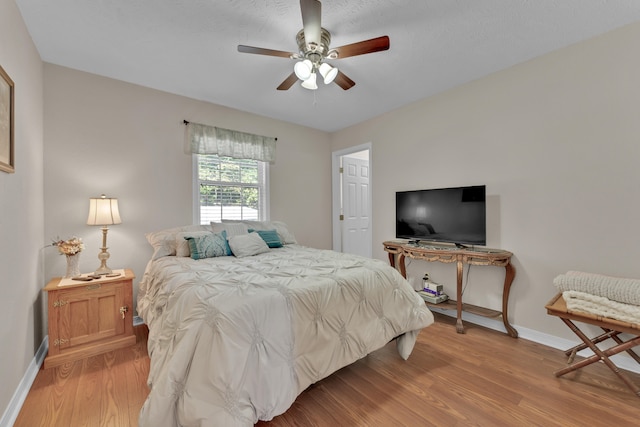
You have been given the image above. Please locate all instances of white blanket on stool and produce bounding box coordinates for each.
[563,290,640,325]
[553,271,640,306]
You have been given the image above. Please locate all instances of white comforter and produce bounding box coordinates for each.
[137,245,433,426]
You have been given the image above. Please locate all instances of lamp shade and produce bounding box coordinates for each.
[301,72,318,90]
[294,59,313,80]
[319,63,338,84]
[87,194,122,226]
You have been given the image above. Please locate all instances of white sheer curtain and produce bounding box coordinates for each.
[184,121,276,163]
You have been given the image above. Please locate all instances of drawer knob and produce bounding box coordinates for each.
[119,306,128,319]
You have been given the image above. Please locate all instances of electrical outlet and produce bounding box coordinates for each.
[423,272,430,281]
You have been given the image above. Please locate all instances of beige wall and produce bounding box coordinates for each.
[331,22,640,340]
[0,0,44,419]
[4,3,640,418]
[43,64,333,304]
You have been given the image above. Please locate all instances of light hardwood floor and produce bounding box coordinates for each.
[15,313,640,426]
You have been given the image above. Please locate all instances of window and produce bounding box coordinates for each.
[195,155,268,225]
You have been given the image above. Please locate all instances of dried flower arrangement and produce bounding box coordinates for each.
[51,236,85,255]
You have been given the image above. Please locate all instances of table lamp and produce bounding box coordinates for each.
[87,194,122,275]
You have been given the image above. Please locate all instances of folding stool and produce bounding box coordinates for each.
[545,293,640,397]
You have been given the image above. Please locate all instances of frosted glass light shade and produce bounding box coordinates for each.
[319,63,338,84]
[294,59,313,80]
[87,194,122,225]
[301,72,318,90]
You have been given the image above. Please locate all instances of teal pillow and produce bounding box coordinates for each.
[186,230,231,260]
[249,229,283,248]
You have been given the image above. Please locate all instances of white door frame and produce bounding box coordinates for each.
[331,142,372,256]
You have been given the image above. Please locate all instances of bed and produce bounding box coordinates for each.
[137,221,434,426]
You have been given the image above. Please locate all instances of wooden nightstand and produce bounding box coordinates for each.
[43,268,136,369]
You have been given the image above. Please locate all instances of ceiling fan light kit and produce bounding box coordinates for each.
[301,72,318,90]
[318,62,338,84]
[237,0,390,91]
[294,59,313,80]
[294,57,337,89]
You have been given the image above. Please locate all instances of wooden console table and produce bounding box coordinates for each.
[383,241,517,337]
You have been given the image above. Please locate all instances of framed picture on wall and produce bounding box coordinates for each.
[0,64,15,174]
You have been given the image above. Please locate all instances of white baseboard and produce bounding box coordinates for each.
[429,307,640,374]
[134,315,145,326]
[0,336,48,427]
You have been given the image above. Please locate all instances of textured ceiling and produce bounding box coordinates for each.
[16,0,640,132]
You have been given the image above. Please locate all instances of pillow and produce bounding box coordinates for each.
[146,225,212,260]
[228,233,270,258]
[211,222,249,238]
[222,220,297,244]
[186,231,232,260]
[176,231,212,257]
[223,219,269,229]
[270,221,297,244]
[249,229,283,248]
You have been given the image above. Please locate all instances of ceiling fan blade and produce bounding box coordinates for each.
[277,72,299,91]
[300,0,322,46]
[238,45,294,58]
[334,71,355,90]
[333,36,390,59]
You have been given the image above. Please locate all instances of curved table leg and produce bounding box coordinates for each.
[387,252,396,269]
[502,262,518,338]
[398,254,407,279]
[456,259,465,334]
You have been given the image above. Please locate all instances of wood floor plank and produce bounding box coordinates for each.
[99,349,131,427]
[331,365,435,426]
[45,361,84,427]
[14,317,640,426]
[125,326,149,426]
[12,362,80,427]
[10,365,54,427]
[69,355,103,426]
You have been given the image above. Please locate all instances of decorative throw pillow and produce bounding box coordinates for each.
[249,229,283,248]
[186,231,232,260]
[176,231,212,257]
[228,232,270,258]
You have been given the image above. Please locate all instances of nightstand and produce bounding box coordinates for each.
[43,268,136,369]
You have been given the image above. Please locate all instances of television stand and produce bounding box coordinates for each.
[383,240,517,337]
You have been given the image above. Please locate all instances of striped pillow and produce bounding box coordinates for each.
[249,229,283,248]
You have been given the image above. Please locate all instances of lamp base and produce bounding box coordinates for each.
[94,242,113,275]
[94,264,113,276]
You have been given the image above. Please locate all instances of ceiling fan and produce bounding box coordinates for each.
[237,0,390,91]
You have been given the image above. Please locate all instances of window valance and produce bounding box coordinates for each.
[184,120,276,163]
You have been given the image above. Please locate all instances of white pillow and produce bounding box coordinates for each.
[222,220,269,230]
[221,220,297,244]
[146,225,212,260]
[228,233,270,258]
[270,221,297,244]
[175,231,212,257]
[211,222,249,238]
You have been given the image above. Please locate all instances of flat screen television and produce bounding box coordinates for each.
[395,185,486,246]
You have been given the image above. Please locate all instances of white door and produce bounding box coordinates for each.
[341,155,371,257]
